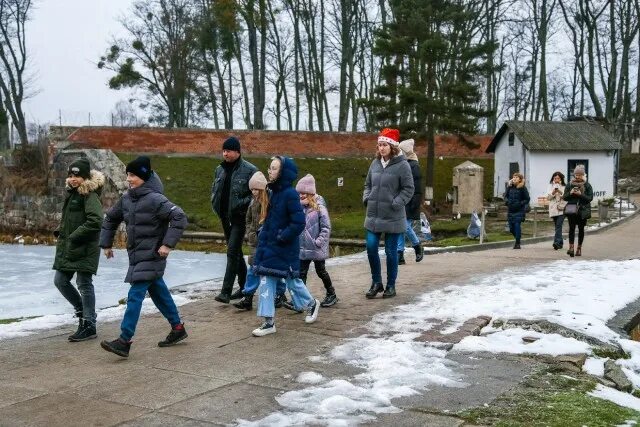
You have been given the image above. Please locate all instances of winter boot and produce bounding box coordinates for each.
[365,282,384,299]
[567,244,575,257]
[413,244,424,262]
[233,295,253,311]
[100,338,131,358]
[69,321,97,342]
[274,293,287,309]
[214,292,230,304]
[513,241,521,249]
[320,293,338,307]
[229,289,244,300]
[576,246,582,257]
[397,251,406,265]
[158,323,188,347]
[382,287,396,298]
[68,312,84,341]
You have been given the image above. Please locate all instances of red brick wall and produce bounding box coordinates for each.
[64,127,493,158]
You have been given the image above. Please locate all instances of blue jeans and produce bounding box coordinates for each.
[243,270,286,296]
[508,218,522,243]
[257,276,314,320]
[366,230,401,289]
[120,277,181,341]
[552,215,564,247]
[54,270,96,324]
[397,219,420,251]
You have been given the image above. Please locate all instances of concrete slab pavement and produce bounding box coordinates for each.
[0,213,638,426]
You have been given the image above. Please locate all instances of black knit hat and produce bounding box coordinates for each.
[68,158,91,179]
[222,136,241,152]
[126,156,152,181]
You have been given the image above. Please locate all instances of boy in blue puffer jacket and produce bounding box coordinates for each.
[99,156,188,357]
[251,157,320,336]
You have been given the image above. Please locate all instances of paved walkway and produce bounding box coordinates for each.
[1,214,639,426]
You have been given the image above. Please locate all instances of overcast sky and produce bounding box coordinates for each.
[23,0,134,126]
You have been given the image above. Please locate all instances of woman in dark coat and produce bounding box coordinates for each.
[504,172,530,249]
[251,156,320,337]
[53,158,104,342]
[362,128,414,299]
[562,164,593,257]
[397,138,424,264]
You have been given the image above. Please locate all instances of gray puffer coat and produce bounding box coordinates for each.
[299,204,331,261]
[363,155,414,234]
[99,173,187,283]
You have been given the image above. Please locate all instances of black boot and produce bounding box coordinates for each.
[398,251,406,265]
[68,313,84,341]
[214,292,230,304]
[158,323,188,347]
[320,293,338,307]
[229,289,244,300]
[233,295,253,311]
[274,293,286,308]
[513,241,521,249]
[365,283,384,299]
[382,287,396,298]
[413,244,424,262]
[69,321,97,342]
[100,338,131,358]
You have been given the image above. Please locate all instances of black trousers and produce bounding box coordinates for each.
[299,259,334,294]
[220,217,247,295]
[567,215,587,246]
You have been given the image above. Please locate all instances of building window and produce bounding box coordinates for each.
[568,159,588,181]
[509,162,519,177]
[508,132,515,146]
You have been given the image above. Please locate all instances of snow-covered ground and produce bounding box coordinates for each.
[0,244,226,339]
[238,259,640,426]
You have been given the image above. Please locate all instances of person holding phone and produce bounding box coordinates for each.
[562,165,593,257]
[546,171,567,250]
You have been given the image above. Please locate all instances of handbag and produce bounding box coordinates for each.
[564,203,579,215]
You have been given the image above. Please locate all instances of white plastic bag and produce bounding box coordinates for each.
[420,212,432,241]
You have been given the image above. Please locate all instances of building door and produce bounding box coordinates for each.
[568,159,588,182]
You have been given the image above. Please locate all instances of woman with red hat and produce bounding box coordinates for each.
[362,128,415,299]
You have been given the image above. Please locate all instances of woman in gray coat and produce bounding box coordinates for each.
[362,128,414,299]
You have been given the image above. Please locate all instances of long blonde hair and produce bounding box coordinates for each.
[255,189,270,224]
[306,194,320,211]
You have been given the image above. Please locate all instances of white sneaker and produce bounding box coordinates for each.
[252,322,276,337]
[305,299,320,324]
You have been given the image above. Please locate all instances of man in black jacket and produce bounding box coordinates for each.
[211,136,258,303]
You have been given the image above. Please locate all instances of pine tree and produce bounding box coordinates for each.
[367,0,497,193]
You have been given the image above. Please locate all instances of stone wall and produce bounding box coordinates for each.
[0,147,127,234]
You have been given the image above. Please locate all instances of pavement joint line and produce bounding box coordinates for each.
[216,335,253,348]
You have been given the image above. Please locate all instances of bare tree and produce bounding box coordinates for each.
[111,100,144,126]
[0,0,32,145]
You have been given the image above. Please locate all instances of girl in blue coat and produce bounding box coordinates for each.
[504,172,530,249]
[252,157,320,336]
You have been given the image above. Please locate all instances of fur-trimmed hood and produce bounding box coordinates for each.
[66,170,105,195]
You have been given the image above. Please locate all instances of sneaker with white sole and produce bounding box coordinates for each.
[305,299,320,324]
[252,322,276,337]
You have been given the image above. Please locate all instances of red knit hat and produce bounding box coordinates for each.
[378,128,400,146]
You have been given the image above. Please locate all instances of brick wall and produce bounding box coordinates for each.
[59,127,494,159]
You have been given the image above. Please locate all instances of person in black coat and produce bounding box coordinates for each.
[397,139,424,264]
[504,172,530,249]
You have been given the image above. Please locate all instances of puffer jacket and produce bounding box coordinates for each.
[211,157,257,220]
[299,203,331,261]
[253,157,305,278]
[504,180,530,223]
[245,196,263,265]
[53,170,105,274]
[405,158,422,220]
[562,178,594,220]
[546,184,567,217]
[363,155,414,233]
[99,172,187,283]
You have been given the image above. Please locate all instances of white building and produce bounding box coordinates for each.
[486,121,621,205]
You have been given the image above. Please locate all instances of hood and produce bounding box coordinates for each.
[128,171,164,198]
[269,156,298,191]
[66,170,105,196]
[516,179,526,189]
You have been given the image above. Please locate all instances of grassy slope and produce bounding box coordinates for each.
[117,154,494,238]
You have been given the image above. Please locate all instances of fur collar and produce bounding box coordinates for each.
[66,170,105,195]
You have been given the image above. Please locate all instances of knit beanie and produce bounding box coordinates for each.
[222,136,241,152]
[398,138,419,161]
[248,171,268,190]
[378,128,400,146]
[68,158,91,179]
[126,156,152,181]
[296,174,316,195]
[574,164,586,175]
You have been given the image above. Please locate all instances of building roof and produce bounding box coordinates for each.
[486,120,622,153]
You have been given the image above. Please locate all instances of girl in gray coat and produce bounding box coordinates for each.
[99,156,188,358]
[296,174,338,307]
[363,128,414,299]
